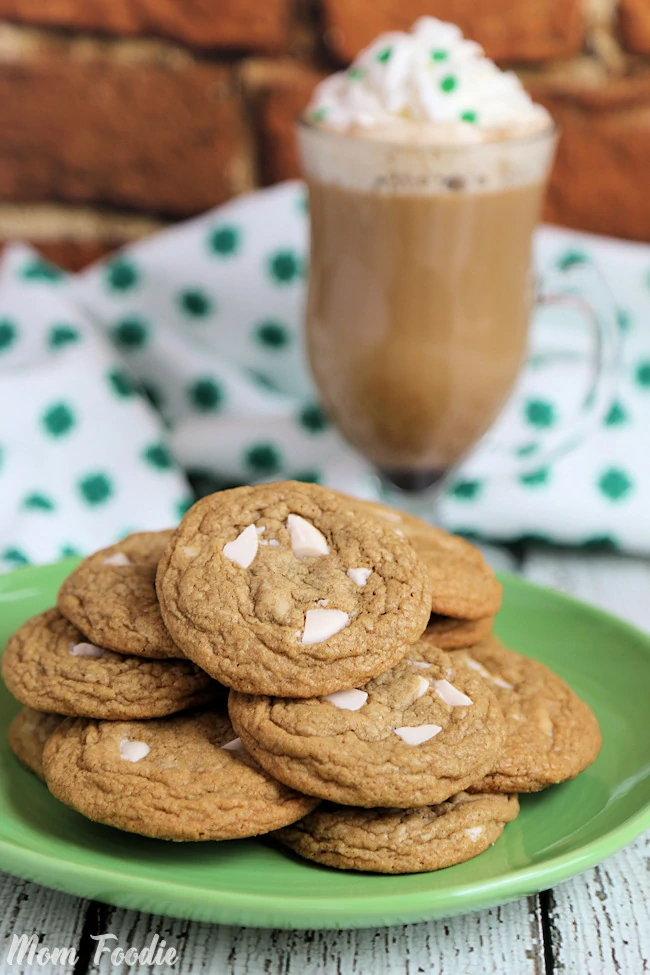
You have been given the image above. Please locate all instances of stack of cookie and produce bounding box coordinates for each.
[4,481,601,873]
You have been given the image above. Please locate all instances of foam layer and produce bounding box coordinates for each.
[306,17,551,146]
[298,122,555,195]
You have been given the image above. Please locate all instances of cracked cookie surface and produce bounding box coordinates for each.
[275,792,519,873]
[58,531,182,659]
[2,608,216,719]
[156,482,432,697]
[42,710,319,841]
[454,637,602,792]
[228,642,506,807]
[8,707,64,781]
[334,495,502,620]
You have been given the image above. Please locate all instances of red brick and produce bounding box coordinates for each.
[244,60,323,184]
[0,46,254,216]
[619,0,650,55]
[527,74,650,240]
[0,0,289,53]
[320,0,584,64]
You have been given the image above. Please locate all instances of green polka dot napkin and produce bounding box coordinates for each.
[0,244,190,571]
[2,181,649,564]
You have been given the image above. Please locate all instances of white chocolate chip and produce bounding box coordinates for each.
[323,688,368,711]
[182,545,199,558]
[465,656,491,678]
[434,680,473,707]
[69,642,105,658]
[393,725,442,745]
[102,552,131,567]
[317,599,329,607]
[269,539,280,547]
[286,514,329,558]
[465,656,514,690]
[221,737,244,752]
[379,510,402,523]
[347,568,372,586]
[394,529,405,537]
[414,676,430,699]
[223,524,258,568]
[119,739,150,763]
[407,660,431,669]
[256,526,266,534]
[301,608,350,645]
[535,707,554,736]
[465,826,484,841]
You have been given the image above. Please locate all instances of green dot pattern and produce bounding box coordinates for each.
[299,403,329,434]
[113,317,149,351]
[0,318,17,352]
[519,468,550,488]
[20,258,63,282]
[142,442,174,470]
[245,443,282,476]
[255,320,290,349]
[604,401,628,426]
[106,258,139,293]
[49,324,80,349]
[178,288,214,319]
[78,473,114,506]
[598,467,633,502]
[450,480,483,501]
[188,378,224,412]
[525,399,557,429]
[42,403,75,438]
[209,225,241,257]
[635,361,650,388]
[556,250,588,272]
[23,492,55,512]
[2,548,29,566]
[107,368,137,399]
[268,251,302,285]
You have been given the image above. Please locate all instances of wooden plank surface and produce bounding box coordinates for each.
[0,546,648,974]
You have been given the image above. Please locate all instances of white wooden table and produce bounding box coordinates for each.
[1,545,649,975]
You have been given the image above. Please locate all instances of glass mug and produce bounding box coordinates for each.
[297,119,619,505]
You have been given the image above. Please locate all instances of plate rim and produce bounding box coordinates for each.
[1,564,649,929]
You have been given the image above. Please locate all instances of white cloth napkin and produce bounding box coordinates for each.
[1,180,648,568]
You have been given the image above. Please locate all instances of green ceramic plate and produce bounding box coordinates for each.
[1,560,649,929]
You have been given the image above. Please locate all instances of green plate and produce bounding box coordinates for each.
[1,561,650,929]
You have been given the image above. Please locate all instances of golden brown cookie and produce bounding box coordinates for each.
[422,614,494,650]
[335,495,502,620]
[42,710,319,841]
[2,608,216,720]
[453,637,602,792]
[156,482,432,697]
[8,707,64,781]
[228,642,506,808]
[58,531,182,659]
[276,792,519,873]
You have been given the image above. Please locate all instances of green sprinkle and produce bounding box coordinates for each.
[460,110,478,123]
[440,76,457,94]
[376,47,392,64]
[348,67,365,80]
[311,108,328,123]
[430,50,448,61]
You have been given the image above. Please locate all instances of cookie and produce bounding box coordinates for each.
[228,642,506,807]
[58,531,182,659]
[276,792,519,874]
[8,707,64,781]
[156,482,432,697]
[2,608,216,720]
[335,495,502,620]
[454,637,602,792]
[422,614,494,651]
[42,710,319,841]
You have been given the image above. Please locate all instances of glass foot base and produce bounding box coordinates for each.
[375,468,449,524]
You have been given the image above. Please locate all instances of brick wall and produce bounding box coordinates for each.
[0,0,649,268]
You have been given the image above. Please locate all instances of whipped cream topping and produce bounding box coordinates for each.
[306,17,549,144]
